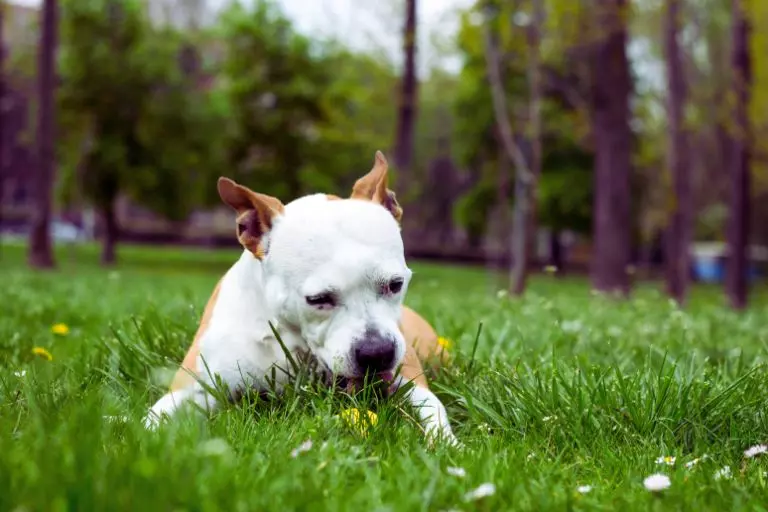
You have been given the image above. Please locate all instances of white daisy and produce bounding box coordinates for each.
[576,485,593,494]
[643,473,671,492]
[14,370,26,378]
[561,320,584,334]
[714,466,732,480]
[198,438,232,457]
[446,466,466,478]
[290,439,313,458]
[744,444,768,458]
[463,483,496,501]
[684,457,703,469]
[655,456,676,466]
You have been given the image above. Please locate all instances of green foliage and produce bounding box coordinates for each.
[453,169,498,246]
[629,0,768,243]
[56,0,224,219]
[452,1,594,236]
[537,102,593,234]
[411,69,460,195]
[217,1,393,201]
[132,43,229,219]
[47,0,408,226]
[453,6,526,169]
[304,47,398,194]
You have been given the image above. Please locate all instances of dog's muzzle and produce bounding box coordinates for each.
[351,327,397,376]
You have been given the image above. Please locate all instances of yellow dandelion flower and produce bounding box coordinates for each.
[51,323,70,336]
[655,456,676,466]
[544,265,558,274]
[340,407,378,436]
[32,347,53,361]
[437,336,453,350]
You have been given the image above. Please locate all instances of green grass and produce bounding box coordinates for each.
[2,242,768,511]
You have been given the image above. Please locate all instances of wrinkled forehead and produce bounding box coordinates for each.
[302,244,410,295]
[265,194,406,277]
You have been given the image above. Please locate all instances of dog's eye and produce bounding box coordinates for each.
[305,292,336,309]
[385,278,404,295]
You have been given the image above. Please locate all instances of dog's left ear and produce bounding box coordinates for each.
[217,177,285,259]
[350,151,403,223]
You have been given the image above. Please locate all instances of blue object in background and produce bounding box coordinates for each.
[693,256,724,283]
[692,255,761,283]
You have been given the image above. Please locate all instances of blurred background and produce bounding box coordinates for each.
[0,0,766,307]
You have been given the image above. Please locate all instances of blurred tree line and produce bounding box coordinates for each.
[2,0,766,308]
[450,0,766,308]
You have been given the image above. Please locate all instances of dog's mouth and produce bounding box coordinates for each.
[336,371,396,395]
[308,353,397,396]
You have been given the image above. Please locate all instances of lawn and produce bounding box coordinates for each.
[2,242,768,511]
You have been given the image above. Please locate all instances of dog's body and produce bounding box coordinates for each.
[145,152,456,444]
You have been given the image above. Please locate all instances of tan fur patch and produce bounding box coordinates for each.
[398,306,446,389]
[170,278,223,391]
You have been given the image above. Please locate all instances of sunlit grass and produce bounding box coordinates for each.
[1,242,767,510]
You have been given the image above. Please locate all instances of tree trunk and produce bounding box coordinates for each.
[487,141,511,286]
[28,0,58,269]
[664,0,692,305]
[588,0,632,296]
[393,0,417,177]
[511,0,545,295]
[726,0,751,310]
[0,1,5,257]
[549,230,564,274]
[101,202,118,265]
[482,2,542,296]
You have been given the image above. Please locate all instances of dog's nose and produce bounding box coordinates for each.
[353,332,396,374]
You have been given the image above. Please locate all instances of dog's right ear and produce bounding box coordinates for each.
[217,177,284,259]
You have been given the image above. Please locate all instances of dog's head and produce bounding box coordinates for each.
[217,151,409,387]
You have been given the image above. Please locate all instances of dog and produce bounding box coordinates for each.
[144,151,457,445]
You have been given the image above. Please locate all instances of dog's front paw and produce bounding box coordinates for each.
[425,424,463,449]
[142,410,164,431]
[443,432,464,449]
[144,393,177,430]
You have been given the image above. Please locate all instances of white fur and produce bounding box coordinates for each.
[397,376,456,444]
[144,196,456,445]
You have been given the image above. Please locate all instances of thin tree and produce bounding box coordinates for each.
[513,0,544,294]
[588,0,632,296]
[664,0,692,305]
[0,0,5,257]
[725,0,751,310]
[28,0,58,269]
[393,0,417,177]
[482,0,544,295]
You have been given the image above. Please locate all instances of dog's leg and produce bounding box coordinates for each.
[395,343,458,446]
[399,378,458,446]
[143,382,219,430]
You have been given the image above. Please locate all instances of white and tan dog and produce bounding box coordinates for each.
[144,152,457,444]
